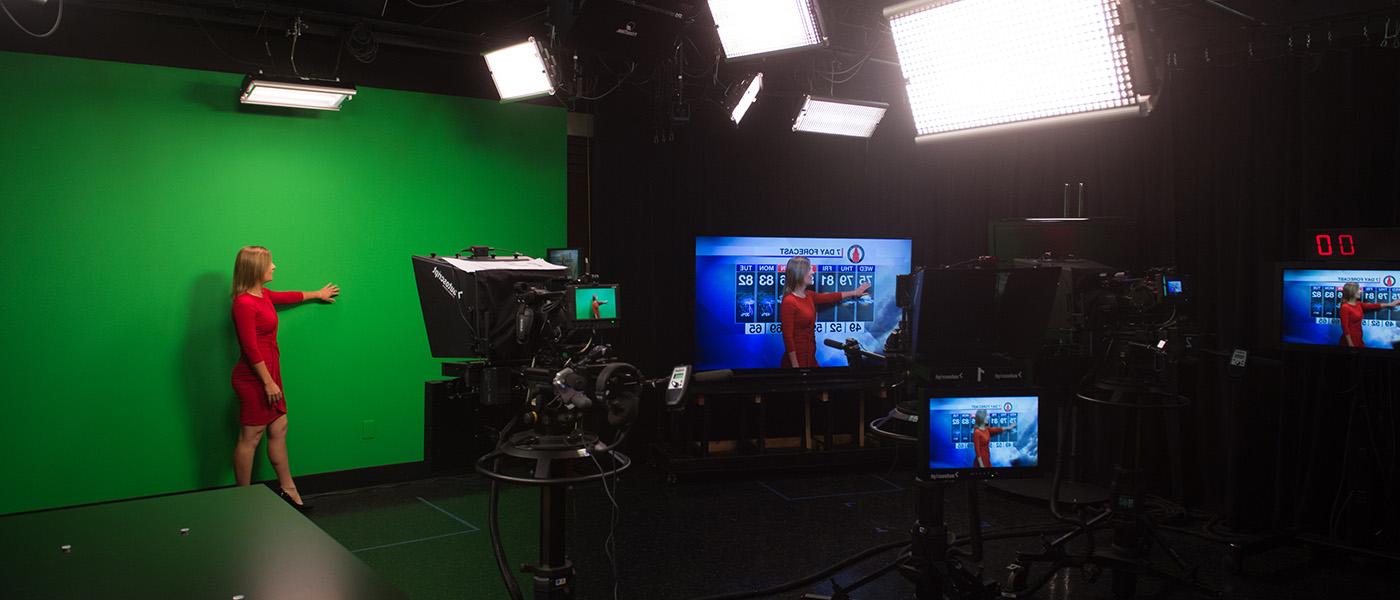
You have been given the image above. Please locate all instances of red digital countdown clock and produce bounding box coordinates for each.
[1304,228,1400,261]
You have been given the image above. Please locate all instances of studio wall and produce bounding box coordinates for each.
[0,51,565,515]
[584,48,1400,539]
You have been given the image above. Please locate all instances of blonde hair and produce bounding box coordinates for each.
[1341,282,1361,302]
[232,246,271,298]
[974,409,988,427]
[784,257,812,295]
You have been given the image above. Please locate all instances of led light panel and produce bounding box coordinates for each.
[886,0,1149,141]
[240,79,356,111]
[791,95,888,138]
[708,0,827,60]
[727,73,764,124]
[484,38,556,102]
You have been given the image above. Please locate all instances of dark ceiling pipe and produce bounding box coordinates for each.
[65,0,506,56]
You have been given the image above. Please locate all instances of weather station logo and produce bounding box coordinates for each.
[1003,402,1013,412]
[847,244,865,263]
[1386,275,1396,287]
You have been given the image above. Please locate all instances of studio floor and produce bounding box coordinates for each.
[304,464,1399,600]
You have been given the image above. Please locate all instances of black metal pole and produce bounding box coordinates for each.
[909,478,947,600]
[533,472,575,600]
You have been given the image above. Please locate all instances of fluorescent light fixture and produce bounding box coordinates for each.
[885,0,1154,142]
[791,95,888,138]
[240,77,356,111]
[708,0,827,60]
[483,37,557,102]
[724,73,764,124]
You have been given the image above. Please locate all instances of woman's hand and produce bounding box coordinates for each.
[316,283,341,303]
[854,282,872,296]
[1389,300,1400,308]
[265,382,284,406]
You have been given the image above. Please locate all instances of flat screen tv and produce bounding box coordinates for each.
[694,236,912,371]
[1277,263,1400,353]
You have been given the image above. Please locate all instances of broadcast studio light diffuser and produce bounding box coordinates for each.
[484,37,557,102]
[708,0,828,60]
[791,95,888,138]
[725,73,764,124]
[240,77,356,111]
[885,0,1154,142]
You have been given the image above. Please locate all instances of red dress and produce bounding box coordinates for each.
[972,426,1006,468]
[779,291,844,368]
[232,289,303,426]
[1339,301,1381,348]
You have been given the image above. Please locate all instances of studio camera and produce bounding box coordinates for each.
[411,249,682,600]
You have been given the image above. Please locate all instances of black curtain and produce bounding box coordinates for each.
[584,47,1400,544]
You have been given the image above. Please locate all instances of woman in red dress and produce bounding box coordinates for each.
[230,246,339,511]
[1338,282,1400,348]
[971,409,1015,468]
[779,256,871,368]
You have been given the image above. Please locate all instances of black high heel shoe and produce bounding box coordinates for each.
[278,488,313,514]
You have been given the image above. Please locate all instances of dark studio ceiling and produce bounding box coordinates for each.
[1,0,1397,108]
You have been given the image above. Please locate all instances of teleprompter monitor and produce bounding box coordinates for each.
[546,248,582,279]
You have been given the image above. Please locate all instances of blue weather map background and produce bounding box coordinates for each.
[694,236,912,370]
[1281,268,1400,350]
[926,396,1040,471]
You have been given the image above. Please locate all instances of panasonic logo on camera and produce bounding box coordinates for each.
[432,267,463,299]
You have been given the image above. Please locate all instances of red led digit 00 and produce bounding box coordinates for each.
[1314,233,1357,256]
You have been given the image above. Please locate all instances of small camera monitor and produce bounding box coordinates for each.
[546,248,583,280]
[564,284,619,329]
[1162,273,1189,302]
[922,390,1040,480]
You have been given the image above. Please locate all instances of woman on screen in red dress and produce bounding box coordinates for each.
[230,246,340,511]
[971,409,1016,468]
[779,256,871,368]
[1339,282,1400,348]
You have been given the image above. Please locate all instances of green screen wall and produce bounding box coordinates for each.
[0,51,564,515]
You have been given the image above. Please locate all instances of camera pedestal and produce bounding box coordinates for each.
[801,477,998,600]
[477,430,631,600]
[1001,383,1215,599]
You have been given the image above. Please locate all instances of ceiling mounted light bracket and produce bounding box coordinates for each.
[239,75,357,111]
[484,37,561,103]
[708,0,829,61]
[791,95,888,138]
[885,0,1156,143]
[722,72,764,125]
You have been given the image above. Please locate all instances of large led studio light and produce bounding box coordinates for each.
[708,0,827,60]
[791,95,888,138]
[885,0,1154,142]
[483,37,557,102]
[240,77,356,111]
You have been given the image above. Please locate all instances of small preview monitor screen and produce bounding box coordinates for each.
[1281,267,1400,350]
[575,286,617,321]
[1165,279,1184,296]
[546,248,582,279]
[927,395,1039,473]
